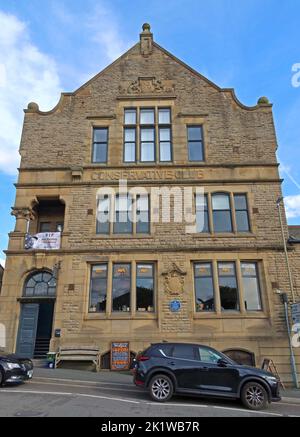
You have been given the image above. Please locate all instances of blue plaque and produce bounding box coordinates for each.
[170,300,181,312]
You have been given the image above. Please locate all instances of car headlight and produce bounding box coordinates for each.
[6,362,21,370]
[265,376,278,383]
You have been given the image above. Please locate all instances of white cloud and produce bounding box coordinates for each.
[0,258,5,268]
[86,4,133,63]
[0,4,133,176]
[0,11,61,175]
[285,195,300,219]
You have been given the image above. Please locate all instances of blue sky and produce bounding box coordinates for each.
[0,0,300,266]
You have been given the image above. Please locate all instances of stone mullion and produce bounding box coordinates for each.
[109,194,115,235]
[207,193,214,233]
[236,259,246,314]
[230,192,237,233]
[212,260,221,314]
[131,262,137,317]
[106,261,113,317]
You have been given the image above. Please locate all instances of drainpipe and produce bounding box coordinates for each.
[281,293,299,388]
[276,197,296,303]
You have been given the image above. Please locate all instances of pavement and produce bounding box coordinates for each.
[280,388,300,404]
[0,367,300,417]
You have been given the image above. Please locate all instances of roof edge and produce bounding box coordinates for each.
[23,38,273,116]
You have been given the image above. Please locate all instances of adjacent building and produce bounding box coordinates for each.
[0,24,299,383]
[0,264,3,294]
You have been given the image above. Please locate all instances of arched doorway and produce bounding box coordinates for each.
[16,271,56,358]
[223,349,256,367]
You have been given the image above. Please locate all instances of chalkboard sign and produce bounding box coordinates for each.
[111,342,130,371]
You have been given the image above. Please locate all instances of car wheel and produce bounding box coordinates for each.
[241,382,268,410]
[149,374,174,402]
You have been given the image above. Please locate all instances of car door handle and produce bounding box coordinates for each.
[168,362,176,366]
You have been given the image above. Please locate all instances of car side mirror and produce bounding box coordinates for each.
[217,358,228,367]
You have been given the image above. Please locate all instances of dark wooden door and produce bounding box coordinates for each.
[16,304,39,358]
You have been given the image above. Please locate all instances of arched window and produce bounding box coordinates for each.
[23,271,56,297]
[212,193,233,233]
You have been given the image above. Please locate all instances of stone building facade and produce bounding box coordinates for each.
[0,24,299,383]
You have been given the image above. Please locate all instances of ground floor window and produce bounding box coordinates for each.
[241,262,262,311]
[194,260,263,313]
[194,263,215,311]
[89,265,108,312]
[218,262,239,311]
[112,264,131,312]
[89,262,155,314]
[88,259,262,315]
[136,263,154,312]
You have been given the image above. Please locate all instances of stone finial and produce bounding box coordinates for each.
[27,102,39,112]
[257,96,270,105]
[140,23,153,56]
[142,23,151,32]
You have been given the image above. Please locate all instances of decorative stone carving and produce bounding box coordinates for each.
[127,80,141,94]
[11,207,35,233]
[162,263,186,296]
[11,207,35,221]
[70,166,83,182]
[118,77,175,96]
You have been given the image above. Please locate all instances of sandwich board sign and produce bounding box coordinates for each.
[111,342,130,371]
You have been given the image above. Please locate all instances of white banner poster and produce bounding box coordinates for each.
[25,232,61,250]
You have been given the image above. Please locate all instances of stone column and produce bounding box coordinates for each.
[11,207,35,233]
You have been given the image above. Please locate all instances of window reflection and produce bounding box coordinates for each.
[136,264,154,312]
[218,262,239,311]
[89,265,108,313]
[194,263,215,312]
[112,264,131,312]
[241,262,262,311]
[212,194,233,233]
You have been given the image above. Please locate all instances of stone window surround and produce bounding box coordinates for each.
[123,106,173,164]
[88,102,209,167]
[84,256,269,321]
[94,189,254,238]
[195,191,252,235]
[187,125,205,162]
[192,259,265,316]
[92,127,109,164]
[96,192,151,236]
[87,260,157,318]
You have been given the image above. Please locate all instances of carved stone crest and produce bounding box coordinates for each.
[118,77,175,96]
[162,263,186,296]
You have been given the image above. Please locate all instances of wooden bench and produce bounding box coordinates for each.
[55,346,101,371]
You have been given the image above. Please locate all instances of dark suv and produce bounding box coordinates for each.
[0,353,33,385]
[133,343,281,410]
